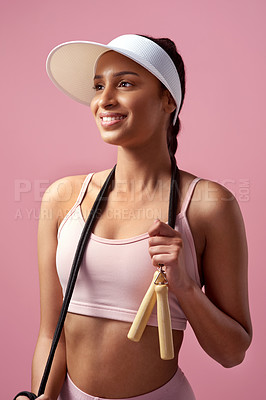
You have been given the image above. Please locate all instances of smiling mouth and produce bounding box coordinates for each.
[100,114,127,127]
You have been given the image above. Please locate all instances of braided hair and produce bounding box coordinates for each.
[139,35,186,164]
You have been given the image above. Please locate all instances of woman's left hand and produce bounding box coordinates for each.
[148,219,192,295]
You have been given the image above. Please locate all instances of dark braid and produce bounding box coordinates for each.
[139,35,186,161]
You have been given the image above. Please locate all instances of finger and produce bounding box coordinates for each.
[148,219,178,238]
[149,245,173,258]
[148,235,182,246]
[152,253,179,267]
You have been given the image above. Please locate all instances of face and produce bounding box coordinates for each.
[90,51,174,149]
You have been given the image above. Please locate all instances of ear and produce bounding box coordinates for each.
[162,89,176,115]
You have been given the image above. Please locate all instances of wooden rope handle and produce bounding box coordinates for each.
[155,284,174,360]
[127,272,164,342]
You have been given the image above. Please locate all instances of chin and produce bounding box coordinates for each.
[99,128,133,146]
[100,132,125,146]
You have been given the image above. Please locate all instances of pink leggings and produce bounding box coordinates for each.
[57,368,196,400]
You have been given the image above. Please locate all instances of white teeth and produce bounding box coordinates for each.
[102,115,125,122]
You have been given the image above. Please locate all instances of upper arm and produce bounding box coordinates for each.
[37,177,74,339]
[200,181,252,337]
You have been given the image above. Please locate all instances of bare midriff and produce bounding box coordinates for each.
[64,313,183,398]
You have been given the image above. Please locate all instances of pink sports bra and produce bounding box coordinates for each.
[56,173,202,331]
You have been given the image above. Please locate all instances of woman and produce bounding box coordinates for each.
[17,34,252,400]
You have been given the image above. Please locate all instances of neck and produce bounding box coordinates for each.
[112,142,174,202]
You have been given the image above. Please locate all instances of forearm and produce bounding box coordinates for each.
[174,281,251,368]
[31,334,66,400]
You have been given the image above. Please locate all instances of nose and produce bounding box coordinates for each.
[97,85,117,109]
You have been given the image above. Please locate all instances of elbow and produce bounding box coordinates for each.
[220,351,246,368]
[220,328,252,368]
[220,335,252,368]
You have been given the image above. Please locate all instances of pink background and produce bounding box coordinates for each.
[1,0,265,398]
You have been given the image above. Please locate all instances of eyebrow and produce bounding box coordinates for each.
[94,71,140,80]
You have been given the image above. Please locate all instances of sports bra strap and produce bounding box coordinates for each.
[75,173,94,206]
[181,177,201,215]
[57,173,94,238]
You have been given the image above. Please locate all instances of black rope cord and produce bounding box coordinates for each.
[37,165,116,397]
[13,161,180,400]
[168,157,180,229]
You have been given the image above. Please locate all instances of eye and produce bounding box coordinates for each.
[118,81,133,88]
[92,83,104,91]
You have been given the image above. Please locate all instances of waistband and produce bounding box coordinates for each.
[59,368,196,400]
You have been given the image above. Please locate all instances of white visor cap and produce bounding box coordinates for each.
[46,34,182,125]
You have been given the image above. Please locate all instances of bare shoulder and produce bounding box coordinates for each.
[41,174,87,206]
[39,174,90,229]
[179,169,246,253]
[179,169,239,215]
[188,175,247,268]
[191,177,243,228]
[40,169,113,227]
